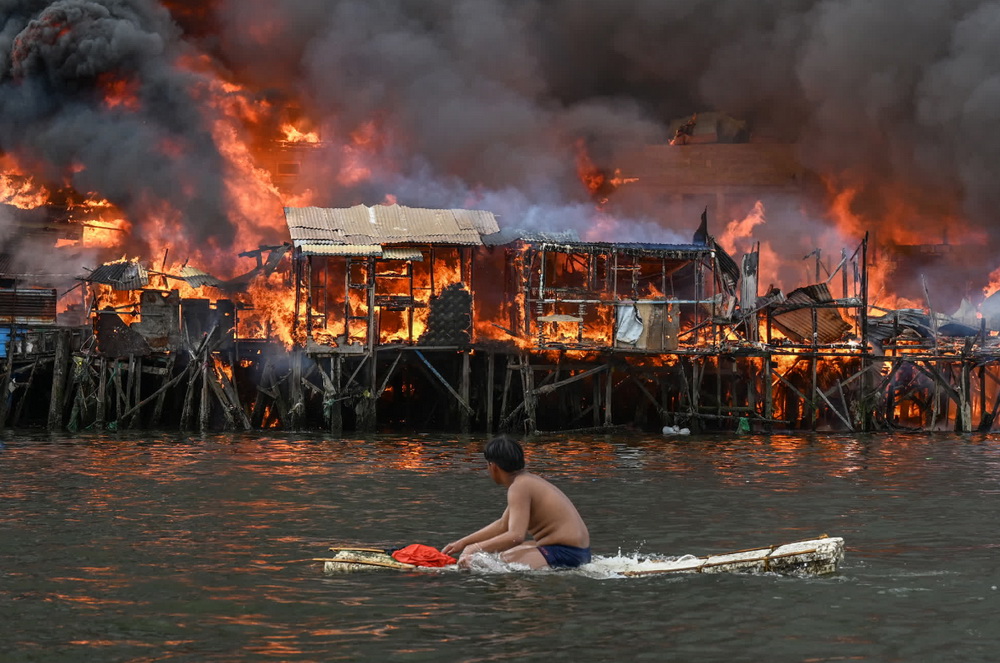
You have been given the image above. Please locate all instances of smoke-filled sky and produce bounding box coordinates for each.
[3,0,1000,294]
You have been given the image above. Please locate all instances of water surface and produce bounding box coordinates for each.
[2,431,999,661]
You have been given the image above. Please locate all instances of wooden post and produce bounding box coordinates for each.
[47,330,70,430]
[0,339,13,428]
[500,354,512,424]
[860,233,874,432]
[14,359,40,427]
[127,356,143,428]
[603,363,613,427]
[460,350,471,433]
[199,356,210,431]
[123,355,136,429]
[250,356,271,429]
[521,354,537,434]
[330,355,343,435]
[593,367,602,428]
[810,309,819,430]
[360,349,377,433]
[764,354,774,431]
[151,353,176,428]
[979,363,987,430]
[290,350,304,430]
[959,360,972,432]
[486,351,495,433]
[96,357,107,429]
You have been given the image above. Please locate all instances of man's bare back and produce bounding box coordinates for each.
[442,436,590,569]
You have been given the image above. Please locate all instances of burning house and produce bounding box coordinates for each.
[6,2,1000,435]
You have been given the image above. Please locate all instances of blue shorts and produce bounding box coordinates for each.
[537,544,592,568]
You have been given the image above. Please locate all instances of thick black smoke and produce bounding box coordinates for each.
[5,1,1000,296]
[0,0,234,257]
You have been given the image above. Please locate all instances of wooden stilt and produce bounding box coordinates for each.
[460,350,471,433]
[290,350,304,430]
[14,359,40,428]
[603,363,613,427]
[199,355,210,431]
[250,357,272,429]
[958,360,972,433]
[521,354,537,434]
[500,355,513,427]
[96,357,107,429]
[0,341,15,428]
[151,353,176,428]
[593,369,602,428]
[47,331,70,430]
[486,351,495,433]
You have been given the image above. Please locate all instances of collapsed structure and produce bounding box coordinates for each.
[4,193,1000,436]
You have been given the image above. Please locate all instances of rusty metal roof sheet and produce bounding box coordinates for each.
[285,204,499,246]
[771,283,851,343]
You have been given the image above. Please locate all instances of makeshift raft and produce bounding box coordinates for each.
[316,547,420,573]
[621,535,845,577]
[316,535,845,577]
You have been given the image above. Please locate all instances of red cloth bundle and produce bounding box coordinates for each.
[390,544,457,567]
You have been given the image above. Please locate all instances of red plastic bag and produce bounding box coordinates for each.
[391,544,457,567]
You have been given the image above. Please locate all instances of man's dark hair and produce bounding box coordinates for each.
[484,435,525,473]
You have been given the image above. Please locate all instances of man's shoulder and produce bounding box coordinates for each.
[513,472,558,493]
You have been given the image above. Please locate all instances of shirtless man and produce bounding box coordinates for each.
[442,436,590,569]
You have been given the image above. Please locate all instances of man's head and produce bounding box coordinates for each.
[484,435,525,473]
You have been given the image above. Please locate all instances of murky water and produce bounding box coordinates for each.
[2,430,999,662]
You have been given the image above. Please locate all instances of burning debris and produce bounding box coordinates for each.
[5,3,1000,435]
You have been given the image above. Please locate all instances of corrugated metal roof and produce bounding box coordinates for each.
[771,283,851,343]
[86,260,148,290]
[178,266,225,288]
[299,244,382,257]
[380,248,424,261]
[285,204,499,246]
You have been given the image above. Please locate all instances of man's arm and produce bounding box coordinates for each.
[455,482,531,557]
[442,508,509,556]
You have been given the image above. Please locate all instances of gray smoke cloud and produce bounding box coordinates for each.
[3,1,1000,296]
[208,2,1000,236]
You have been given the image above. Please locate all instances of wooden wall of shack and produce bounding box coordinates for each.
[7,232,1000,435]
